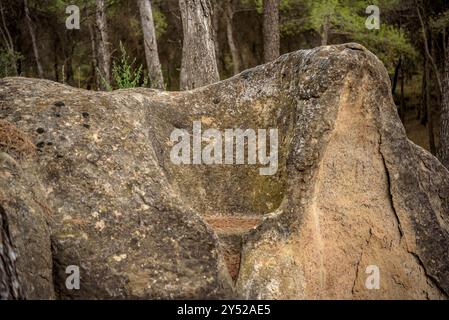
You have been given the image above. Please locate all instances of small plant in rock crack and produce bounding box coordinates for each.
[104,41,149,90]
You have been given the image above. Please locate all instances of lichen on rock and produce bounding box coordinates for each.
[0,43,448,299]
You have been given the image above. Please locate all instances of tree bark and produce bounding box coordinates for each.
[263,0,280,62]
[88,17,99,90]
[321,14,330,46]
[400,63,405,122]
[416,3,442,94]
[179,0,219,90]
[24,0,44,78]
[64,46,74,84]
[225,0,241,75]
[443,29,447,62]
[212,0,221,70]
[138,0,164,89]
[391,58,401,95]
[0,0,13,52]
[84,0,98,90]
[95,0,111,90]
[439,42,449,168]
[419,59,427,124]
[53,37,59,82]
[425,56,436,155]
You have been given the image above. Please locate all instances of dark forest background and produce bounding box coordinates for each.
[1,0,449,164]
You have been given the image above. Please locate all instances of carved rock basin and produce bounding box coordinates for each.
[1,43,449,299]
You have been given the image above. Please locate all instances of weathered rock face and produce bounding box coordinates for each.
[0,151,54,299]
[0,81,232,299]
[0,43,448,299]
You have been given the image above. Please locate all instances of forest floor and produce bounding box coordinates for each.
[404,110,432,151]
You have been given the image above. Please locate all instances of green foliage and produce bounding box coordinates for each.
[241,0,312,37]
[45,0,84,22]
[307,0,417,73]
[352,24,418,72]
[240,0,263,14]
[113,0,167,40]
[280,0,313,37]
[153,7,168,39]
[0,49,22,78]
[241,0,417,72]
[309,0,339,30]
[111,41,148,90]
[430,10,449,33]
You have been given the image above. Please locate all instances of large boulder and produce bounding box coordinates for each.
[0,80,232,299]
[0,43,448,299]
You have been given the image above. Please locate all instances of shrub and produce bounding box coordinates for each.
[109,41,149,90]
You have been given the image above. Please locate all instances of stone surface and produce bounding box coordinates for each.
[0,43,448,299]
[0,151,54,299]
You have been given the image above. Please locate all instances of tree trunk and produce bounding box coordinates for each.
[179,0,219,90]
[439,43,449,168]
[400,64,405,122]
[138,0,164,89]
[95,0,111,90]
[321,14,330,46]
[53,38,59,82]
[425,57,436,155]
[226,0,241,75]
[416,3,442,94]
[24,0,44,78]
[65,50,74,84]
[263,0,280,62]
[84,0,98,90]
[392,58,401,95]
[0,0,14,52]
[212,0,221,71]
[16,39,22,76]
[419,59,427,124]
[88,17,99,90]
[443,29,447,62]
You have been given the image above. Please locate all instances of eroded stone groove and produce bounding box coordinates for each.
[204,216,263,282]
[0,43,448,299]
